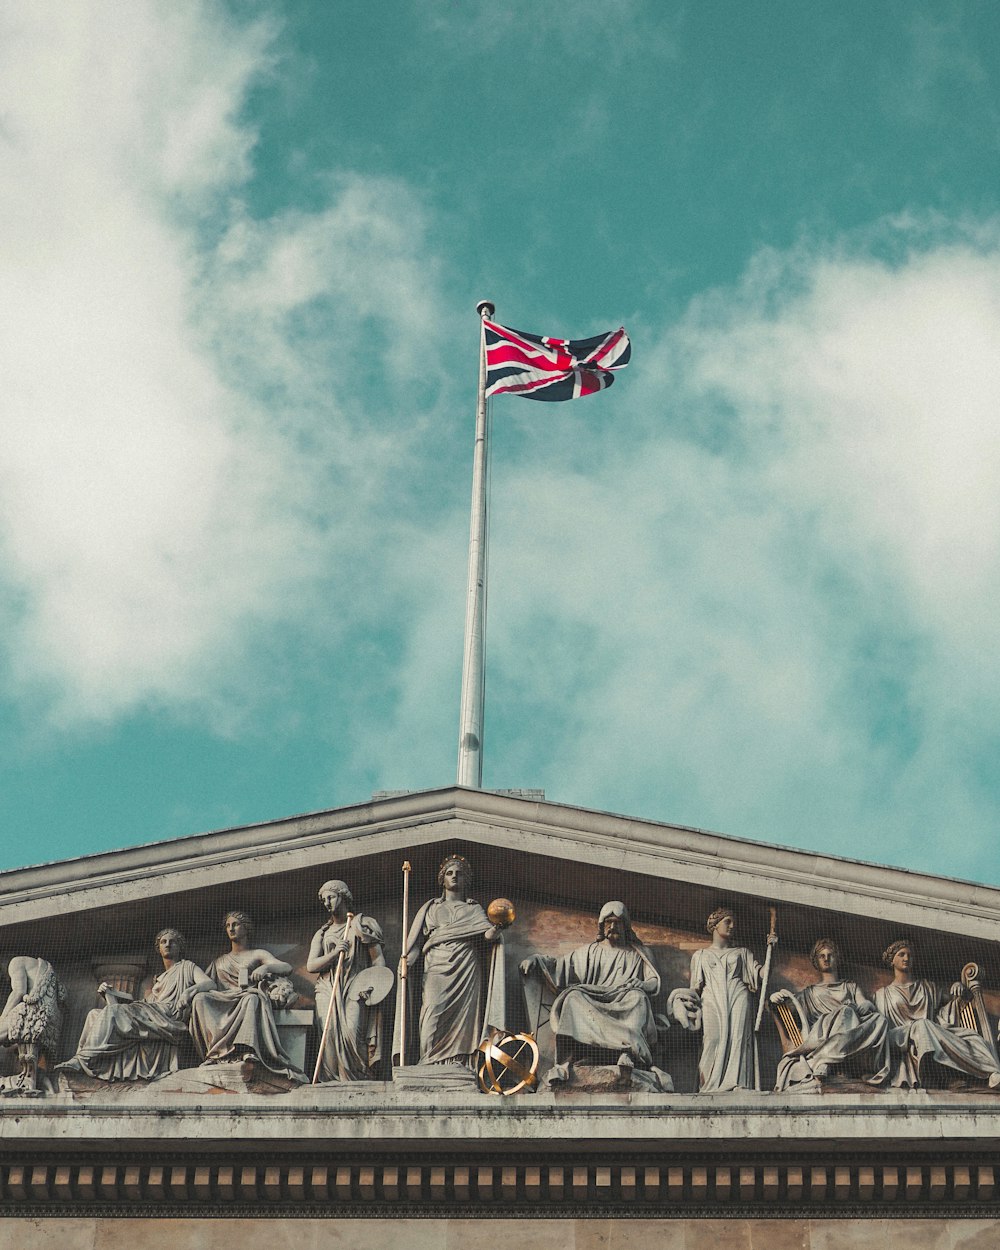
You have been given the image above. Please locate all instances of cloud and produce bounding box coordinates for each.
[0,2,453,727]
[393,224,1000,879]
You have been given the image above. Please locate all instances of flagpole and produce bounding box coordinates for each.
[456,299,494,788]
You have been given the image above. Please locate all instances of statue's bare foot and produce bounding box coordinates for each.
[617,1052,634,1071]
[989,1071,1000,1089]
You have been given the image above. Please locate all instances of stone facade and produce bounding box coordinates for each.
[2,787,1000,1241]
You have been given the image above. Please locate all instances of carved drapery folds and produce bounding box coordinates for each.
[392,856,507,1079]
[0,956,64,1095]
[188,911,306,1086]
[58,929,212,1084]
[5,874,1000,1100]
[308,880,392,1083]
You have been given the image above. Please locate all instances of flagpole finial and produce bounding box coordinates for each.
[476,299,495,320]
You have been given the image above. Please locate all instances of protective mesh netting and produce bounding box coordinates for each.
[1,809,997,1094]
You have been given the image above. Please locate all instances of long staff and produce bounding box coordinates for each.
[312,911,354,1085]
[399,861,411,1066]
[754,907,778,1033]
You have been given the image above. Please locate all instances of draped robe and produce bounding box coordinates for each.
[313,914,385,1081]
[690,945,762,1092]
[543,939,660,1067]
[393,897,506,1068]
[775,979,890,1091]
[58,960,201,1082]
[189,950,305,1082]
[875,979,1000,1088]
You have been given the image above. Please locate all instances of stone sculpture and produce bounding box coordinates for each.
[874,939,1000,1090]
[189,911,306,1083]
[307,880,390,1081]
[771,937,890,1091]
[393,855,506,1070]
[0,955,65,1095]
[58,929,213,1083]
[690,907,775,1092]
[520,900,676,1091]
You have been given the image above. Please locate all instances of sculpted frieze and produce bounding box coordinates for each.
[4,860,1000,1103]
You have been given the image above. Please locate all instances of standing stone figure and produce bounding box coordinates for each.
[874,939,1000,1090]
[0,956,65,1095]
[58,929,213,1083]
[189,911,305,1083]
[520,901,673,1090]
[690,907,775,1092]
[771,937,890,1091]
[393,855,506,1069]
[308,880,389,1081]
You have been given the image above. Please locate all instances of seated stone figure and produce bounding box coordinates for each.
[189,911,306,1084]
[520,901,676,1091]
[771,937,890,1091]
[58,929,213,1083]
[874,939,1000,1090]
[0,955,65,1095]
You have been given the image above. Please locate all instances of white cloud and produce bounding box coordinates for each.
[0,2,452,726]
[417,227,1000,878]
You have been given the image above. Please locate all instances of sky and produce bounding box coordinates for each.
[1,1,999,883]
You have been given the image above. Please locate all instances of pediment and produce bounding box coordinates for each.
[4,787,1000,1219]
[3,785,999,936]
[1,785,999,1091]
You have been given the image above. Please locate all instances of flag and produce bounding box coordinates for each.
[484,319,631,402]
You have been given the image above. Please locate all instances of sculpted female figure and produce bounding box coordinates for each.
[189,911,305,1082]
[771,937,890,1091]
[307,880,389,1081]
[690,908,774,1092]
[874,939,1000,1090]
[58,930,212,1082]
[393,855,506,1069]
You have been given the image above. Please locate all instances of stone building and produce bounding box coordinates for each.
[1,785,999,1248]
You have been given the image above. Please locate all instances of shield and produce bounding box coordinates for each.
[353,965,395,1006]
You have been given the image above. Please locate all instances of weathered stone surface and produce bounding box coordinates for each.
[5,1220,1000,1249]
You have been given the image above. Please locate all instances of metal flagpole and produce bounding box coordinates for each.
[456,299,494,788]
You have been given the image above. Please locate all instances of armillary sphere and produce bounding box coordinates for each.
[477,1031,539,1095]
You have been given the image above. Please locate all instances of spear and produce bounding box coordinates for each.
[399,861,411,1066]
[312,911,354,1085]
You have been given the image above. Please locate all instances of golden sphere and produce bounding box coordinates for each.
[487,897,516,929]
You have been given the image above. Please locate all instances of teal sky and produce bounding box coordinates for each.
[2,1,1000,882]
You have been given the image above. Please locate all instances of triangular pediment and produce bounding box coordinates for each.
[3,787,1000,1221]
[1,786,998,952]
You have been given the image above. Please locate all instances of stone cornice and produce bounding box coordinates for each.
[1,787,999,937]
[3,1089,1000,1147]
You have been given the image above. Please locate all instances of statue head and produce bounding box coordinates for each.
[318,880,353,913]
[154,928,186,960]
[597,901,637,946]
[810,937,841,973]
[224,911,255,944]
[882,939,914,970]
[437,854,473,893]
[706,907,735,935]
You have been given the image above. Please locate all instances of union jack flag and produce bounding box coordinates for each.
[484,320,631,402]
